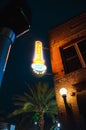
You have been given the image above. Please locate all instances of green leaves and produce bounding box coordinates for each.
[10,82,58,129]
[23,102,33,111]
[33,113,39,122]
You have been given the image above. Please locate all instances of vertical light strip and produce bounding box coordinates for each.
[3,44,12,72]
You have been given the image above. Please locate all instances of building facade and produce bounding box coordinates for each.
[48,12,86,130]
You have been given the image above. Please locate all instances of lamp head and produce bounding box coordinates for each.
[59,88,67,97]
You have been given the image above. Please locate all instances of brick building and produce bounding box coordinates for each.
[48,12,86,130]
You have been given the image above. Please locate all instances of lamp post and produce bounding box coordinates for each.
[59,88,72,115]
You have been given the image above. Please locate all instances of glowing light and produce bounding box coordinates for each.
[59,88,67,96]
[57,122,61,127]
[31,41,47,76]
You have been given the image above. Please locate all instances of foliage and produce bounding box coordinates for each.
[10,82,58,130]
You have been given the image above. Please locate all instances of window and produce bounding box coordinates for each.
[60,40,86,74]
[78,40,86,63]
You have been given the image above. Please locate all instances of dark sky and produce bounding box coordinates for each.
[28,0,86,41]
[0,0,86,122]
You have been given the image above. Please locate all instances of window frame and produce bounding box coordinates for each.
[60,40,86,74]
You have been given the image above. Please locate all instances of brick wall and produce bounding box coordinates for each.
[48,12,86,130]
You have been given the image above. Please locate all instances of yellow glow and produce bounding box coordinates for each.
[31,41,47,75]
[59,88,67,96]
[33,41,44,64]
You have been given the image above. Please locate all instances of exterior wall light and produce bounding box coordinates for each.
[59,88,67,97]
[31,41,47,77]
[59,88,72,115]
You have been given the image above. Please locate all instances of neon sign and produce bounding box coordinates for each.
[31,41,47,76]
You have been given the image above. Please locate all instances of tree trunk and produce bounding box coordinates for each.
[39,112,44,130]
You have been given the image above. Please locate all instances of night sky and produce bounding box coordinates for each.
[0,0,86,122]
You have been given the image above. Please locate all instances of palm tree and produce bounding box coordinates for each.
[10,82,58,130]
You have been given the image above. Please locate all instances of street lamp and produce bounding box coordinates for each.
[59,88,72,115]
[31,41,47,77]
[59,88,67,97]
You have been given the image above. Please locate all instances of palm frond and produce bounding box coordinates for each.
[13,95,28,102]
[10,82,58,128]
[14,102,24,107]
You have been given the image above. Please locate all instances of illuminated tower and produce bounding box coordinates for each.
[31,41,47,77]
